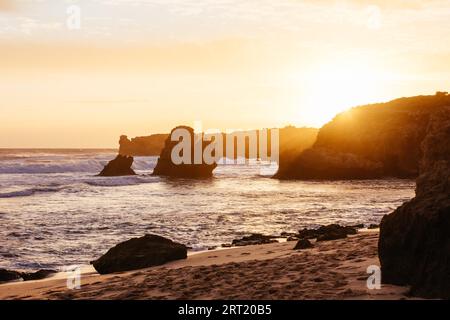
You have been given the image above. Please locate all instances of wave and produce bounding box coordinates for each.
[0,186,68,198]
[0,175,159,198]
[84,175,158,187]
[0,155,157,174]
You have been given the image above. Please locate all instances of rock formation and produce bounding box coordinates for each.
[152,126,217,178]
[98,155,136,176]
[379,107,450,299]
[91,234,187,274]
[119,127,318,162]
[275,93,450,179]
[0,268,57,283]
[298,224,358,241]
[119,134,168,156]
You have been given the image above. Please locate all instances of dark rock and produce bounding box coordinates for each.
[0,269,22,282]
[119,134,168,157]
[152,126,217,178]
[348,223,365,229]
[297,228,321,239]
[379,107,450,299]
[275,94,450,180]
[298,224,357,241]
[91,234,187,274]
[230,234,278,247]
[294,239,313,250]
[20,269,57,281]
[316,232,347,242]
[368,224,379,229]
[98,155,136,176]
[286,236,299,242]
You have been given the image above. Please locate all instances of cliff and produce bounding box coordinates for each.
[119,134,168,156]
[275,93,450,179]
[378,107,450,299]
[119,127,318,161]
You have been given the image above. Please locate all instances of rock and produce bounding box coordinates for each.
[316,231,347,241]
[293,239,313,250]
[0,268,57,283]
[298,224,357,241]
[0,269,22,282]
[119,134,168,157]
[98,155,136,176]
[379,107,450,299]
[230,234,278,247]
[367,224,379,229]
[20,269,57,281]
[120,126,318,160]
[275,94,450,180]
[91,234,187,274]
[348,223,365,229]
[152,126,217,178]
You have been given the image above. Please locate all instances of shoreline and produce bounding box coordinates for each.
[0,230,413,300]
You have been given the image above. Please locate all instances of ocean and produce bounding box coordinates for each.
[0,149,415,271]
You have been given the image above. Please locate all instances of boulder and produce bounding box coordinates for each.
[20,269,57,281]
[98,155,136,176]
[298,224,357,241]
[294,239,313,250]
[231,233,278,247]
[0,268,57,283]
[152,126,217,178]
[91,234,187,274]
[379,108,450,299]
[0,269,21,282]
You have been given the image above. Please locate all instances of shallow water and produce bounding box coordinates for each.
[0,149,415,270]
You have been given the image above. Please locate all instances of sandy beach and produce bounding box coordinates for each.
[0,230,411,300]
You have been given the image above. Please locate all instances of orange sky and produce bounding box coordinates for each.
[1,0,449,147]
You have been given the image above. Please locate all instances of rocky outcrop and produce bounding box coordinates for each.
[98,155,136,176]
[91,234,187,274]
[119,127,317,161]
[298,224,357,241]
[294,239,313,250]
[0,269,21,282]
[0,268,57,283]
[230,234,278,247]
[152,126,217,178]
[275,93,450,179]
[20,269,57,281]
[119,134,168,156]
[379,107,450,299]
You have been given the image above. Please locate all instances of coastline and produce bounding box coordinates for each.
[0,230,412,300]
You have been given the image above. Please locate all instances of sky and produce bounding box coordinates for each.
[1,0,450,148]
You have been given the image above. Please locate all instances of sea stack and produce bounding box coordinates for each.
[98,155,136,176]
[152,126,217,178]
[379,107,450,299]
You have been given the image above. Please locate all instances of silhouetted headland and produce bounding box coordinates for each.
[275,92,450,180]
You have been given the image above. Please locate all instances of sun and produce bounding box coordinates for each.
[299,58,384,126]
